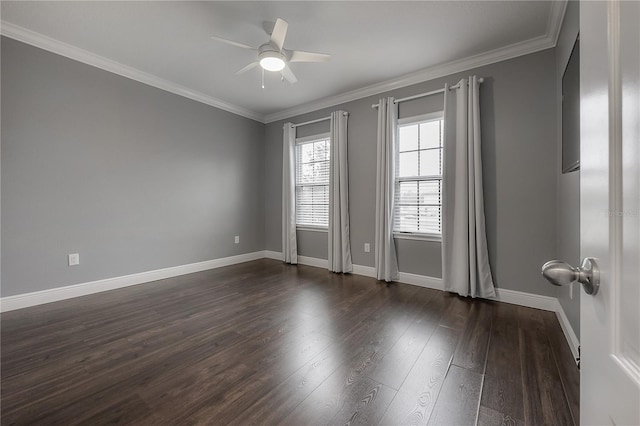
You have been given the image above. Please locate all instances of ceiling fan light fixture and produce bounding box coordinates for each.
[211,18,330,85]
[259,51,286,72]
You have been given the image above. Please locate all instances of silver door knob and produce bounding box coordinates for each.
[541,257,600,295]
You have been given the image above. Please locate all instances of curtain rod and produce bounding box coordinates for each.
[289,111,349,128]
[371,77,484,109]
[291,116,330,128]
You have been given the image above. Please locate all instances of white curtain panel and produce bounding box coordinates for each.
[328,111,353,273]
[282,123,298,264]
[442,77,496,298]
[374,98,399,282]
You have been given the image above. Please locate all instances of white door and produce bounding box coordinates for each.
[580,1,640,425]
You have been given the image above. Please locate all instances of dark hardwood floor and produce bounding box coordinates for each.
[1,259,579,425]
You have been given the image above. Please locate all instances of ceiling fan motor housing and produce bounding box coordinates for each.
[258,44,287,71]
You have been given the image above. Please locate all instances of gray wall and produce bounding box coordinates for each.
[1,37,265,297]
[555,0,581,338]
[265,49,562,297]
[2,35,567,303]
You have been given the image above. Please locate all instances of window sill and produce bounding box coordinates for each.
[297,226,328,233]
[393,232,442,242]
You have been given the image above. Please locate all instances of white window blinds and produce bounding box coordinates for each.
[295,136,331,228]
[394,115,444,235]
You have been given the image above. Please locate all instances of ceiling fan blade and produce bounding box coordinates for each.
[236,62,259,75]
[289,50,331,63]
[282,65,298,84]
[270,18,288,50]
[211,36,256,50]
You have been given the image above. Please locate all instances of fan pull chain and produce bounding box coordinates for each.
[261,68,265,89]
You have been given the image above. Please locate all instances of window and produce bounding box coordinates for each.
[394,112,444,238]
[295,134,331,229]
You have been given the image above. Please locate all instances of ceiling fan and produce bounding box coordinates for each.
[211,18,330,86]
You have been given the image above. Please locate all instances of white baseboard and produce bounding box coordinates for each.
[264,250,282,261]
[350,266,444,291]
[297,255,443,291]
[554,300,580,361]
[491,287,558,311]
[263,251,329,269]
[298,255,328,269]
[1,249,580,362]
[398,272,444,291]
[0,251,265,312]
[351,264,376,277]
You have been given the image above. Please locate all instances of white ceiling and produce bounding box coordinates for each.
[1,1,565,122]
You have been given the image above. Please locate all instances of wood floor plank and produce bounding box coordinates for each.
[544,313,580,426]
[477,405,525,426]
[282,366,395,425]
[426,365,483,426]
[378,326,460,425]
[480,375,525,423]
[3,328,244,420]
[282,292,434,425]
[185,370,278,425]
[0,259,579,425]
[69,393,154,426]
[518,309,574,426]
[137,363,257,418]
[4,382,147,425]
[452,300,494,373]
[367,294,445,390]
[228,344,346,425]
[333,286,431,373]
[327,379,396,426]
[480,302,525,424]
[327,280,428,342]
[438,293,473,330]
[485,302,521,381]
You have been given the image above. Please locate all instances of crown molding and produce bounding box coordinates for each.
[548,0,569,46]
[0,21,265,123]
[264,1,568,123]
[264,37,554,123]
[2,1,567,126]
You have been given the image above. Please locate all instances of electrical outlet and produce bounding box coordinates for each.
[364,243,371,253]
[234,236,240,244]
[68,253,80,266]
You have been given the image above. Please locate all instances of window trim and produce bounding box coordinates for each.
[296,225,329,233]
[296,133,331,144]
[394,111,445,238]
[397,111,444,126]
[393,232,442,242]
[295,132,331,230]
